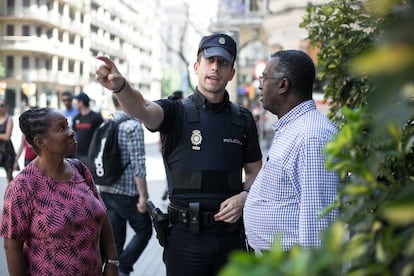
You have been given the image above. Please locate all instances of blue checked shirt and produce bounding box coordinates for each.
[98,111,146,196]
[244,100,339,251]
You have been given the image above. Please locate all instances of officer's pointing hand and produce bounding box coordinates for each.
[95,56,125,92]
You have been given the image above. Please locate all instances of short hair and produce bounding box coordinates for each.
[169,90,183,100]
[19,107,53,152]
[271,50,315,99]
[62,91,73,99]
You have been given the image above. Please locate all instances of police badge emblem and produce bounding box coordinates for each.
[191,129,202,150]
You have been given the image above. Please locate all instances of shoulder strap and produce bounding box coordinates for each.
[70,158,99,199]
[182,97,199,123]
[230,102,241,126]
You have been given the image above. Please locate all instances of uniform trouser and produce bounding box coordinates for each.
[165,223,245,276]
[101,192,153,274]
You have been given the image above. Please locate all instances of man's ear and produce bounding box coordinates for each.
[193,62,199,75]
[279,78,290,95]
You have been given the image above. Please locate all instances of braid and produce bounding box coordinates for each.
[19,107,52,149]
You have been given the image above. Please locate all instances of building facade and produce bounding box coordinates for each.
[210,0,327,103]
[0,0,161,116]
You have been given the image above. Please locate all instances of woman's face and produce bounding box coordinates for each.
[40,111,77,157]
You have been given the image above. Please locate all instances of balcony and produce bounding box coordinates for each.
[2,7,89,37]
[211,11,265,29]
[0,36,89,61]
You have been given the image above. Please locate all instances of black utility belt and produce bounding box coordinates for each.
[167,203,221,227]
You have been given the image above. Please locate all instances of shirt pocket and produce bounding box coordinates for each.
[260,156,297,201]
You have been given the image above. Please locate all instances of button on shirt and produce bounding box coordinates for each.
[244,100,339,251]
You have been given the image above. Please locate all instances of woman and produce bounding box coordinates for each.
[0,107,119,275]
[0,99,16,183]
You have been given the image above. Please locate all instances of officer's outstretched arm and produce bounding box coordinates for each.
[95,56,164,130]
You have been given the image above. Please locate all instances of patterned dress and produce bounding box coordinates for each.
[0,159,107,275]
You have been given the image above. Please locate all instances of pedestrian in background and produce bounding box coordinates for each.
[60,91,78,129]
[99,95,152,276]
[72,92,103,164]
[95,32,262,276]
[244,50,339,252]
[0,107,118,275]
[14,133,37,168]
[0,99,16,184]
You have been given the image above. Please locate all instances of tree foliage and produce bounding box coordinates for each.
[220,0,414,275]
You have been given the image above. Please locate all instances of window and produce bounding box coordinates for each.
[6,56,14,70]
[69,60,74,72]
[47,29,53,39]
[6,25,14,36]
[58,58,63,71]
[7,0,14,8]
[22,25,30,36]
[36,27,42,37]
[6,56,14,77]
[45,59,51,70]
[22,56,30,69]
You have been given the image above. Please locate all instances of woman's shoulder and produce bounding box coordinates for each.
[6,163,40,195]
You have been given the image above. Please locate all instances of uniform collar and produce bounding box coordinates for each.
[192,87,231,112]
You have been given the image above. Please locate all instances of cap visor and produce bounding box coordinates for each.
[203,47,233,62]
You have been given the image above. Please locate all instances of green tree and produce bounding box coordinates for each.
[220,0,414,275]
[160,66,182,98]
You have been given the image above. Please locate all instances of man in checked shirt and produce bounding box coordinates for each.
[244,50,340,252]
[99,95,152,275]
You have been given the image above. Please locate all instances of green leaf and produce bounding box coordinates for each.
[381,200,414,225]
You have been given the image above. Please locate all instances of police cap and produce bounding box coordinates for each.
[197,33,237,63]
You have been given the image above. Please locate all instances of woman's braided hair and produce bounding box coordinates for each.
[19,107,52,152]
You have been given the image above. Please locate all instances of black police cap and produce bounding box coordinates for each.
[197,33,237,63]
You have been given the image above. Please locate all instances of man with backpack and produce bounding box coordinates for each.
[97,95,152,276]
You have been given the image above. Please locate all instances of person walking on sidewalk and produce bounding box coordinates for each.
[14,133,37,168]
[60,91,78,129]
[0,99,16,184]
[72,92,103,164]
[0,107,118,275]
[95,33,263,276]
[99,96,152,276]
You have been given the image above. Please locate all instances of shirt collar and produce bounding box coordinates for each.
[193,87,231,112]
[112,110,130,121]
[273,100,317,132]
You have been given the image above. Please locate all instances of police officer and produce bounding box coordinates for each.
[95,33,263,276]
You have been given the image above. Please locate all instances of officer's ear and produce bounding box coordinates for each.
[194,61,199,75]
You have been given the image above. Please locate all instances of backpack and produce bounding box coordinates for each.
[87,117,130,186]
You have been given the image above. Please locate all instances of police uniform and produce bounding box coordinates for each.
[155,87,262,275]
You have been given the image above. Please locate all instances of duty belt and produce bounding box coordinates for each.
[168,203,222,234]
